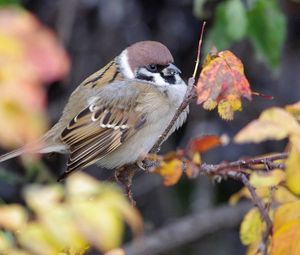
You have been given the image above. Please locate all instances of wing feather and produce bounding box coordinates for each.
[59,96,146,179]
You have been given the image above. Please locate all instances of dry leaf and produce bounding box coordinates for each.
[154,159,183,186]
[286,145,300,195]
[197,49,251,120]
[235,107,300,143]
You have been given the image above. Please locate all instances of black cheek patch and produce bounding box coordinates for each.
[136,73,154,82]
[161,74,176,85]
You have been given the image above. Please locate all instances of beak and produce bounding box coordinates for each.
[163,63,182,76]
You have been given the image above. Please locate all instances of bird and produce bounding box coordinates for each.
[0,41,188,180]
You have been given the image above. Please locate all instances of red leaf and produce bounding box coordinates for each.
[188,135,229,154]
[196,49,252,120]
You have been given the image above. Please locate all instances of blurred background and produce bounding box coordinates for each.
[0,0,299,254]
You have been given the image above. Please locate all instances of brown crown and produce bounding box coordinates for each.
[126,41,174,71]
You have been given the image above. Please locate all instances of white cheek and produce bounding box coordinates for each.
[118,50,134,79]
[167,81,187,104]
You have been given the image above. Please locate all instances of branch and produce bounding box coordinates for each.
[195,152,288,255]
[239,174,272,255]
[199,152,288,176]
[123,202,251,255]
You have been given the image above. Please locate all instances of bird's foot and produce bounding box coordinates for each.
[114,166,136,206]
[136,154,161,171]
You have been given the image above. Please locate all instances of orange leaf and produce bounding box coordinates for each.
[196,49,252,120]
[154,159,183,186]
[271,220,300,255]
[273,201,300,232]
[188,135,226,153]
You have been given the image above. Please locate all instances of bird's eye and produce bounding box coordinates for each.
[146,64,158,72]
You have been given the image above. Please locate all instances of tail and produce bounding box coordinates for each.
[0,147,26,162]
[0,124,68,163]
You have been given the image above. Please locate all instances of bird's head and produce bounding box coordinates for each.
[117,41,184,87]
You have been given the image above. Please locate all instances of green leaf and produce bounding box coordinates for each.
[204,0,247,53]
[0,0,20,6]
[225,0,247,41]
[247,0,286,69]
[204,3,232,53]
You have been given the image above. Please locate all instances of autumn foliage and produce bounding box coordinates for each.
[0,8,69,149]
[0,4,299,255]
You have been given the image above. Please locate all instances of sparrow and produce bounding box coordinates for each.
[0,41,188,180]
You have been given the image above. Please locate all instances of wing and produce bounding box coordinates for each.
[58,87,147,180]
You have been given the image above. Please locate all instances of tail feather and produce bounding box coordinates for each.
[0,143,67,163]
[0,148,26,162]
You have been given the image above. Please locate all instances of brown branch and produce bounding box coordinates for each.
[199,152,288,176]
[195,152,289,255]
[123,202,251,255]
[239,174,272,255]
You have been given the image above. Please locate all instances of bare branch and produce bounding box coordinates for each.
[123,202,251,255]
[193,21,206,79]
[199,152,288,176]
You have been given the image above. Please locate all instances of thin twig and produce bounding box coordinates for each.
[239,174,272,255]
[193,21,206,79]
[199,152,288,176]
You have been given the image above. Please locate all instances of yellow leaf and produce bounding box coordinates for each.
[271,220,300,255]
[260,108,300,134]
[0,33,23,58]
[24,185,64,216]
[249,169,286,188]
[0,205,27,231]
[203,98,217,110]
[218,100,235,120]
[17,223,63,255]
[274,187,299,204]
[286,145,300,195]
[192,152,201,165]
[285,101,300,118]
[235,120,289,143]
[240,208,264,245]
[0,231,12,252]
[229,187,271,205]
[273,201,300,232]
[154,159,183,186]
[39,206,87,252]
[235,107,300,143]
[71,201,124,251]
[67,173,143,251]
[245,241,262,255]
